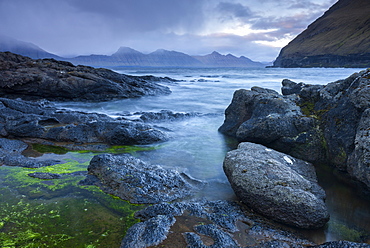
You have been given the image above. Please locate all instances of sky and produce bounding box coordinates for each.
[0,0,337,61]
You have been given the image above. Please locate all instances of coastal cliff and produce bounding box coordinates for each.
[273,0,370,68]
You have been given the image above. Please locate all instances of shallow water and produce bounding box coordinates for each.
[1,67,370,246]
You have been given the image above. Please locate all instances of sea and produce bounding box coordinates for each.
[1,67,369,247]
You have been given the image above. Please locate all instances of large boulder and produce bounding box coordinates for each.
[0,97,168,148]
[218,86,325,163]
[223,142,329,229]
[0,51,172,101]
[86,153,204,204]
[219,69,370,191]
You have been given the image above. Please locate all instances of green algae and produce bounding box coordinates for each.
[0,164,143,247]
[0,145,153,247]
[32,143,69,155]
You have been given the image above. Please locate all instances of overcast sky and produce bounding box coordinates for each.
[0,0,337,61]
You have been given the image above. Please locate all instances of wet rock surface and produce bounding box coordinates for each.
[0,97,168,148]
[0,51,172,101]
[121,200,316,248]
[219,69,370,191]
[218,86,324,163]
[0,138,60,168]
[224,142,329,229]
[86,153,204,204]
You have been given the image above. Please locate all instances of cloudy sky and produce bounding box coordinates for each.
[0,0,337,61]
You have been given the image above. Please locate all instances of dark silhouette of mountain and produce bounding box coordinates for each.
[69,47,264,68]
[0,35,61,60]
[0,35,264,68]
[193,51,264,67]
[273,0,370,68]
[69,47,203,67]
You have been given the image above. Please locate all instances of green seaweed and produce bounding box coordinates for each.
[328,220,368,242]
[0,161,143,247]
[32,143,69,155]
[0,142,164,247]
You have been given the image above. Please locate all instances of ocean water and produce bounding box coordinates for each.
[54,67,370,243]
[1,67,369,246]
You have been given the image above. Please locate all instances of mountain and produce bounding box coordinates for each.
[0,35,61,60]
[193,51,264,67]
[273,0,370,68]
[69,47,263,68]
[69,48,203,67]
[0,35,264,68]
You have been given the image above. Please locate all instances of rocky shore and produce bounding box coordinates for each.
[0,52,172,101]
[1,52,369,247]
[219,69,370,193]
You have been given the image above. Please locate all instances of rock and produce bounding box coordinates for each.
[0,138,60,168]
[218,87,325,163]
[135,110,201,122]
[223,142,329,229]
[121,215,176,248]
[347,108,370,189]
[86,153,204,204]
[219,69,370,192]
[0,97,168,148]
[0,51,172,101]
[28,172,62,179]
[121,200,315,248]
[310,241,370,248]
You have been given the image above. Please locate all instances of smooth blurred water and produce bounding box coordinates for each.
[52,66,370,244]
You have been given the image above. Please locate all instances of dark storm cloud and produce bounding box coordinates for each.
[216,2,254,19]
[0,0,337,61]
[63,0,205,33]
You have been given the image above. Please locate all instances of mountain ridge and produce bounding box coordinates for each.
[273,0,370,68]
[0,36,265,68]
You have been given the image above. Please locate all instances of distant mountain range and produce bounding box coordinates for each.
[0,35,265,68]
[0,35,62,60]
[273,0,370,68]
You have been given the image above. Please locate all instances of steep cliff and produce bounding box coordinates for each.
[273,0,370,68]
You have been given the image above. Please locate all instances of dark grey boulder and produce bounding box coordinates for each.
[0,97,168,149]
[219,69,370,192]
[87,153,204,204]
[348,108,370,189]
[0,52,172,101]
[121,200,314,248]
[218,87,325,163]
[223,142,329,229]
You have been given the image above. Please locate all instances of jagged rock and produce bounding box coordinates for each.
[135,110,201,122]
[219,69,370,192]
[223,142,329,229]
[86,153,204,204]
[0,97,168,148]
[218,87,325,163]
[311,241,370,248]
[0,138,60,168]
[0,51,172,101]
[121,200,315,248]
